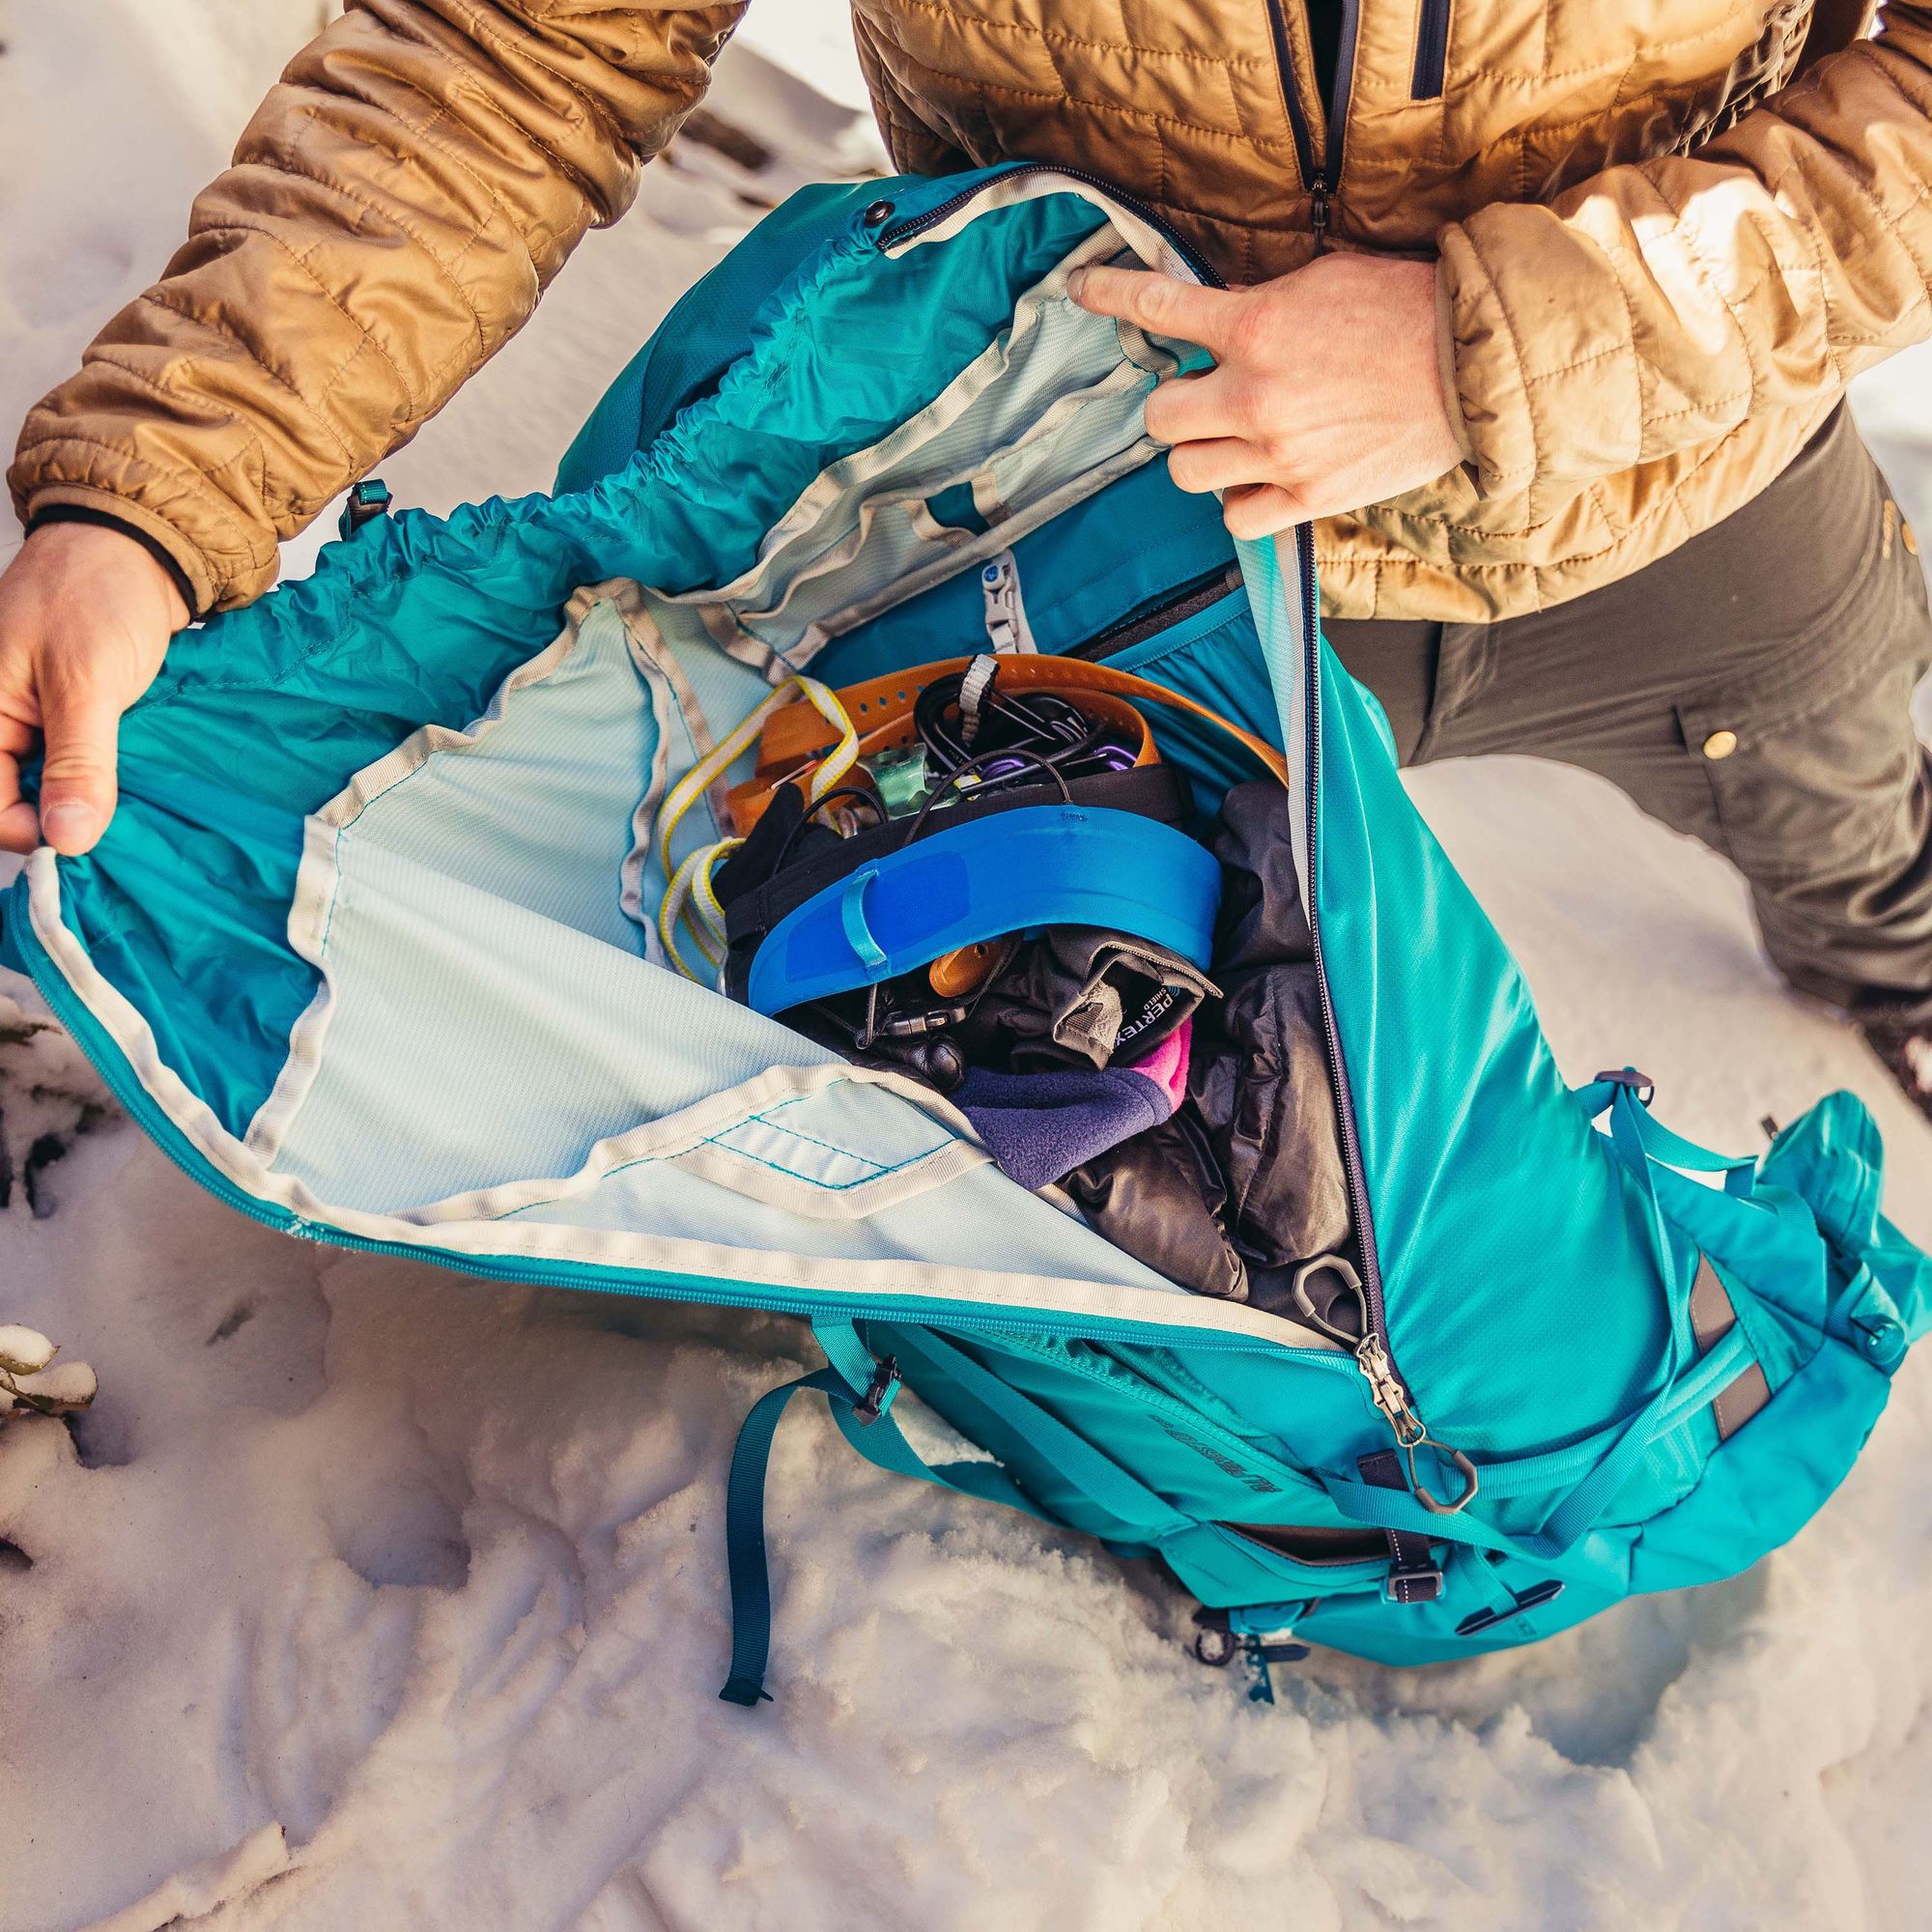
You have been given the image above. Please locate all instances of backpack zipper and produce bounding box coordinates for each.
[873,144,1448,1492]
[1290,528,1474,1512]
[1065,563,1243,662]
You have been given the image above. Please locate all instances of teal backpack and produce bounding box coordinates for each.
[8,164,1928,1702]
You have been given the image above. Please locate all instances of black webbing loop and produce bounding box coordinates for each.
[1358,1448,1444,1604]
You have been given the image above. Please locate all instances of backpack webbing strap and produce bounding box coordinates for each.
[719,1365,850,1706]
[1317,1321,1756,1587]
[881,1324,1198,1543]
[1580,1077,1776,1438]
[1357,1450,1443,1604]
[813,1321,1050,1518]
[1573,1071,1759,1197]
[717,1323,1066,1709]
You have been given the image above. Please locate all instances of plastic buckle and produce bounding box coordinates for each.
[1248,1637,1311,1664]
[1594,1066,1656,1105]
[1455,1578,1564,1636]
[1191,1604,1312,1667]
[1383,1562,1445,1605]
[851,1355,900,1426]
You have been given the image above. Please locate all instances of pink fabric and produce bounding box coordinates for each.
[953,1019,1195,1193]
[1126,1019,1191,1110]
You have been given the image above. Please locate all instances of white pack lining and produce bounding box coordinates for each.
[242,614,593,1169]
[27,856,1314,1343]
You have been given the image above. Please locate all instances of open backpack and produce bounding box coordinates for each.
[8,164,1930,1702]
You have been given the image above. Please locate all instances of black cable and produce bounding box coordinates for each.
[913,671,1110,778]
[895,742,1072,853]
[768,783,885,877]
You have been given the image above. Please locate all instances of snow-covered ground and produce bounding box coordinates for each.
[2,7,1931,1928]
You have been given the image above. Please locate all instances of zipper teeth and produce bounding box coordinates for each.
[10,882,1313,1359]
[876,165,1227,289]
[1325,0,1364,185]
[1067,564,1242,662]
[1411,0,1451,99]
[1262,0,1320,189]
[1293,528,1399,1398]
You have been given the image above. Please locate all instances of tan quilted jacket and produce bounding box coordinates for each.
[12,1,1932,622]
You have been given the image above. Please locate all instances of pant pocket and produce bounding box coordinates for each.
[1676,530,1932,1004]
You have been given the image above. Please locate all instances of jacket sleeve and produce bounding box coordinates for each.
[8,0,744,613]
[1435,4,1932,499]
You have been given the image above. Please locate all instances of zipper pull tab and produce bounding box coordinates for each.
[1292,1258,1479,1516]
[1352,1330,1479,1514]
[980,551,1037,654]
[1309,171,1330,254]
[1354,1333,1418,1438]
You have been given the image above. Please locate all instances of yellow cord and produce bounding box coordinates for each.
[654,674,861,980]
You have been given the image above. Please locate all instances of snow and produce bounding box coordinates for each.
[3,5,1931,1927]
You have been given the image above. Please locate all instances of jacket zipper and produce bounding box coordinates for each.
[1411,0,1452,99]
[1263,0,1321,239]
[1263,1,1363,253]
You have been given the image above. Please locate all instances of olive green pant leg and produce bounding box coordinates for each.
[1325,405,1932,1017]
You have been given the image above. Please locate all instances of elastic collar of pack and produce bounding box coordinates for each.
[744,803,1222,1016]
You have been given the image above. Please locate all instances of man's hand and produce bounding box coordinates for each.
[1070,253,1465,540]
[0,522,186,857]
